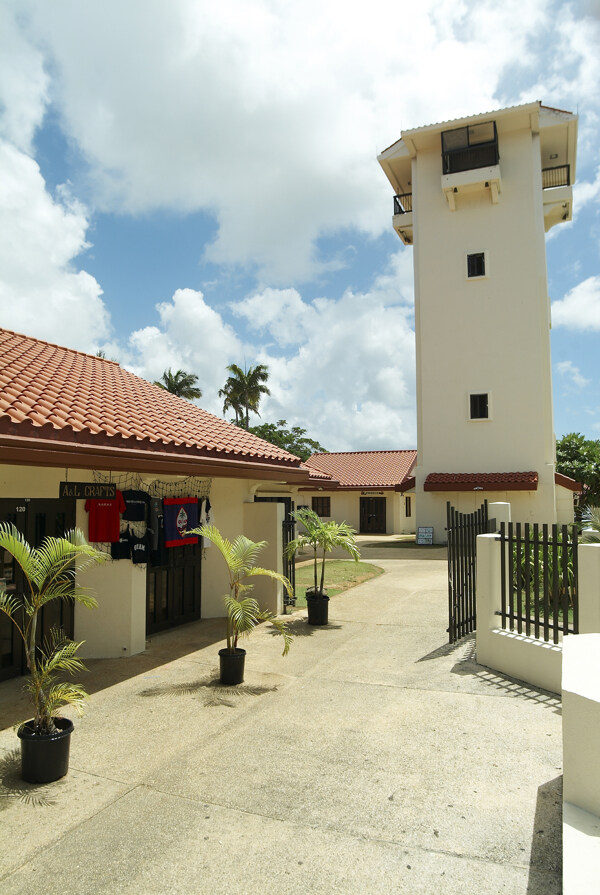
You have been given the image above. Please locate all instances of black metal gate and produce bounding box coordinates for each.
[447,500,488,643]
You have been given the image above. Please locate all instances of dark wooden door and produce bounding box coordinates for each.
[0,497,76,681]
[360,497,387,534]
[147,542,202,635]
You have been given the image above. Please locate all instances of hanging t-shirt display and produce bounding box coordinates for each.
[163,497,199,547]
[121,490,150,522]
[85,490,126,542]
[110,526,132,560]
[148,497,167,565]
[130,531,151,564]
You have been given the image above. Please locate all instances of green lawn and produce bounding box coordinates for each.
[292,560,384,608]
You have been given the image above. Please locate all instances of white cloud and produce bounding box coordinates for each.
[123,288,243,415]
[232,251,416,449]
[11,0,567,283]
[119,253,417,450]
[0,141,110,350]
[0,3,48,151]
[552,276,600,330]
[556,360,590,388]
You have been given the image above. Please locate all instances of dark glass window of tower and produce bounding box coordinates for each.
[470,393,489,419]
[467,252,486,277]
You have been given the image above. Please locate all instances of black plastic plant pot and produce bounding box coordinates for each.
[17,717,74,784]
[306,592,330,626]
[219,647,246,685]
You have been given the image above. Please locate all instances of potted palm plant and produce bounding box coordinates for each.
[194,524,293,684]
[286,508,360,625]
[0,523,105,783]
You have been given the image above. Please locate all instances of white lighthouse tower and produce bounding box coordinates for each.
[378,102,578,541]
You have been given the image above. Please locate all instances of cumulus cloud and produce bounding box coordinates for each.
[556,360,590,388]
[232,251,416,449]
[0,3,48,151]
[552,276,600,330]
[0,141,110,350]
[123,288,243,415]
[12,0,563,283]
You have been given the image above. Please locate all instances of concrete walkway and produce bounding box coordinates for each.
[0,540,562,894]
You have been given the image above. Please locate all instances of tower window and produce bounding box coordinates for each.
[470,393,489,420]
[467,252,486,278]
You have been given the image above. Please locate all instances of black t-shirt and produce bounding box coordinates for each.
[111,527,132,561]
[130,531,150,565]
[121,490,150,522]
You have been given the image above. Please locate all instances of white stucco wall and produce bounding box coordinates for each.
[1,462,288,658]
[410,111,559,535]
[299,490,415,535]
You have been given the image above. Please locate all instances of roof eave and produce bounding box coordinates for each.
[0,433,314,484]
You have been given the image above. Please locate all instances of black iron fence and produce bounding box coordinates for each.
[499,522,578,643]
[542,164,570,189]
[393,193,413,214]
[447,501,489,643]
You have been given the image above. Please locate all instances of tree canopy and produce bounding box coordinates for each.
[248,419,327,461]
[219,363,270,428]
[154,368,202,400]
[556,432,600,506]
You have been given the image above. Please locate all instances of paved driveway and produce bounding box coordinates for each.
[0,540,562,893]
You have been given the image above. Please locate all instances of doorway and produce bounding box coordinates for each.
[0,497,76,681]
[360,497,387,534]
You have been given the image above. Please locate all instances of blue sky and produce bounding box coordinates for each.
[1,0,599,452]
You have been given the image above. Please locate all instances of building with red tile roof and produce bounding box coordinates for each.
[300,450,417,535]
[0,328,313,675]
[0,328,309,480]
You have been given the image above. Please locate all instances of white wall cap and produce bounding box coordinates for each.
[562,634,600,701]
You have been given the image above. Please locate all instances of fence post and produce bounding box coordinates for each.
[577,543,600,634]
[475,533,502,668]
[488,502,511,532]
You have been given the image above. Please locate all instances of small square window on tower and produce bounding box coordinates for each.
[469,393,489,419]
[467,251,486,278]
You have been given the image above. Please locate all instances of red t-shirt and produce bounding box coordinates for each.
[85,490,126,542]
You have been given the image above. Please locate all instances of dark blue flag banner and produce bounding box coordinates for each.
[163,497,199,547]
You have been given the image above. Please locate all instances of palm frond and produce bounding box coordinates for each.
[45,682,88,717]
[245,566,293,596]
[0,523,36,586]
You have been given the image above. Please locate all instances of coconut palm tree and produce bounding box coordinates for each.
[0,524,105,735]
[195,524,293,656]
[154,368,202,400]
[219,363,270,428]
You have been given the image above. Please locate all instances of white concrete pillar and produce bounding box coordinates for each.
[488,502,511,531]
[578,544,600,634]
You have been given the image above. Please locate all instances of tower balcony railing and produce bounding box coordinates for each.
[393,193,413,214]
[442,142,499,175]
[542,164,570,189]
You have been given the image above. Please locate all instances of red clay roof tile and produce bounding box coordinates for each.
[424,471,539,491]
[0,328,303,468]
[305,450,417,489]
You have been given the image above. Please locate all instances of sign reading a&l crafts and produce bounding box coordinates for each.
[59,482,116,499]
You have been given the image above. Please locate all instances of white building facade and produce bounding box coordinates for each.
[379,102,579,542]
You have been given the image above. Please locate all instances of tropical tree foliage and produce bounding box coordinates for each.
[248,419,327,461]
[556,432,600,506]
[154,368,202,400]
[219,363,270,428]
[0,524,105,735]
[193,524,293,655]
[286,508,360,595]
